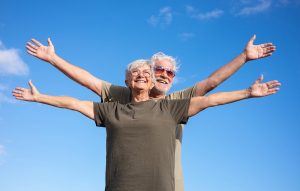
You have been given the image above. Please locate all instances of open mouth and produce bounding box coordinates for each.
[156,79,168,84]
[135,80,147,83]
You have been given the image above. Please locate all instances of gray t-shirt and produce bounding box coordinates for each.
[94,99,190,191]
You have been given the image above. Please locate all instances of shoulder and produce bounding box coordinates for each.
[166,85,197,99]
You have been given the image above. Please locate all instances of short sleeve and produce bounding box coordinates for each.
[166,85,197,100]
[93,102,111,127]
[162,99,190,125]
[101,80,131,104]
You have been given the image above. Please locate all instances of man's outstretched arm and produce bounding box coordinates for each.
[194,34,276,96]
[26,38,103,96]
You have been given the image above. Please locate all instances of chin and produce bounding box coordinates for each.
[153,86,170,95]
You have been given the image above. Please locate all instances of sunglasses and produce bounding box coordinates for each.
[154,66,176,78]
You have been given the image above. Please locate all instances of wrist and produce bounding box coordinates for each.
[245,88,252,98]
[49,53,58,65]
[33,93,42,102]
[240,52,248,63]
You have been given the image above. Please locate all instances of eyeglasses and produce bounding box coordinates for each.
[131,69,151,77]
[154,66,175,78]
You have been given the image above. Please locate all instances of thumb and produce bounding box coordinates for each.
[48,37,54,47]
[254,74,264,84]
[248,34,256,46]
[28,80,37,91]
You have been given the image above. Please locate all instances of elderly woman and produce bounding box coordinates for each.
[13,59,280,191]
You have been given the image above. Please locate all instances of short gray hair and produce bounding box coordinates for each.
[150,52,179,72]
[125,59,155,83]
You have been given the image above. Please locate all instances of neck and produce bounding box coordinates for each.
[149,88,166,99]
[131,89,151,102]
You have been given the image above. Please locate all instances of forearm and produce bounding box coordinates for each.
[49,54,102,95]
[195,53,247,96]
[207,89,251,107]
[35,94,94,119]
[35,93,79,110]
[208,53,247,86]
[188,89,250,116]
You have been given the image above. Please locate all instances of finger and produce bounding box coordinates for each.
[48,37,53,47]
[26,50,37,56]
[248,34,256,46]
[14,96,25,100]
[267,88,279,95]
[264,46,276,53]
[26,42,38,50]
[261,53,272,58]
[26,45,37,53]
[28,80,37,90]
[261,43,273,48]
[12,89,22,94]
[31,39,43,47]
[255,74,264,84]
[14,87,26,92]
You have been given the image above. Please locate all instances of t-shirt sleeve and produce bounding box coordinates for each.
[101,80,131,104]
[93,102,110,127]
[166,85,197,99]
[163,99,190,125]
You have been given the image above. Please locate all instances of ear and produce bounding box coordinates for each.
[125,80,129,87]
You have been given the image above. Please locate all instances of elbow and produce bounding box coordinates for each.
[205,78,220,92]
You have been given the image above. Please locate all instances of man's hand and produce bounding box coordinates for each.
[26,38,55,62]
[12,80,40,102]
[244,34,276,61]
[249,75,281,97]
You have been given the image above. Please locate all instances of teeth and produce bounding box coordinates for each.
[157,79,168,84]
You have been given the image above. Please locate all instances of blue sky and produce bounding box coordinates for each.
[1,0,300,190]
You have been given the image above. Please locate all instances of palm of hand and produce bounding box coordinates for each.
[246,45,263,60]
[36,45,55,61]
[21,88,36,101]
[250,83,268,97]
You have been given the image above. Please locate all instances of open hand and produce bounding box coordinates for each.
[12,80,40,102]
[249,75,281,97]
[26,38,55,62]
[244,35,276,61]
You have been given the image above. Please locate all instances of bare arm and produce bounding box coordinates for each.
[12,80,94,119]
[26,38,103,96]
[194,35,276,96]
[188,75,281,116]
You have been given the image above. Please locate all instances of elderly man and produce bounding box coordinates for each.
[26,35,276,190]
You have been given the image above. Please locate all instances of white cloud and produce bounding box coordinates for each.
[186,5,224,20]
[148,6,173,27]
[178,32,195,41]
[0,40,29,76]
[238,0,272,15]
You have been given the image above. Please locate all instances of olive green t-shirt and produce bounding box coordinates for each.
[100,81,197,191]
[94,99,190,191]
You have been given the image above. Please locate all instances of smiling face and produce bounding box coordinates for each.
[125,60,155,92]
[151,59,176,95]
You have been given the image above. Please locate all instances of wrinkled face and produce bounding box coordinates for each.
[152,59,176,94]
[126,64,154,91]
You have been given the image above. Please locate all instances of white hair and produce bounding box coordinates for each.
[150,52,179,72]
[125,59,155,83]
